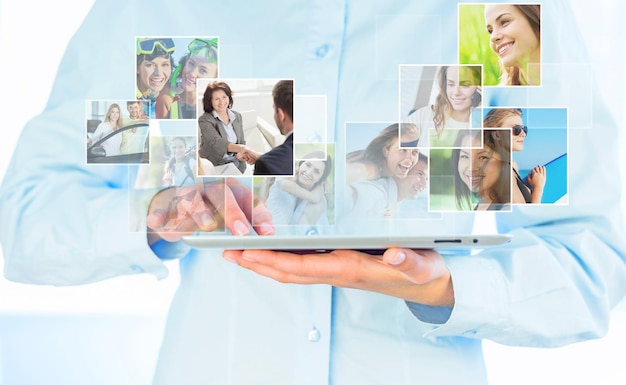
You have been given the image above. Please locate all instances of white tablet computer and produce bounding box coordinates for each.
[182,233,511,254]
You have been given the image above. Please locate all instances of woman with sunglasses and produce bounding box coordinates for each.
[484,108,546,203]
[136,38,175,118]
[156,38,219,119]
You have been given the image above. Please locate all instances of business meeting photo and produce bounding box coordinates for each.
[196,78,295,177]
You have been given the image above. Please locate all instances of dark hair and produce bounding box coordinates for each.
[451,130,475,211]
[346,123,419,167]
[417,152,428,166]
[202,81,234,113]
[272,80,293,120]
[481,129,511,205]
[499,5,541,85]
[298,151,333,189]
[516,5,541,41]
[136,48,175,68]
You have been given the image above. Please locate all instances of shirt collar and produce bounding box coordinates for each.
[212,109,236,123]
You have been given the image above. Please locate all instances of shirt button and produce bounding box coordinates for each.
[315,44,330,58]
[308,328,321,342]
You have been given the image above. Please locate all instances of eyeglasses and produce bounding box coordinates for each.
[512,124,528,136]
[137,38,176,55]
[188,38,218,62]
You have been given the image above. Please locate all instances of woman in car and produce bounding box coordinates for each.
[88,103,123,157]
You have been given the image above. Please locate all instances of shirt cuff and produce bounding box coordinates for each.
[404,302,453,324]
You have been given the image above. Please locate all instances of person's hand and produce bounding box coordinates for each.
[527,165,547,191]
[222,247,454,306]
[147,179,274,242]
[237,148,260,165]
[236,150,254,164]
[162,170,173,186]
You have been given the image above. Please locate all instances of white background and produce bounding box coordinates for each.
[0,1,625,384]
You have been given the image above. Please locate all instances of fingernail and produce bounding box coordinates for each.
[201,213,214,228]
[233,220,250,236]
[223,253,236,263]
[389,251,406,266]
[258,222,274,235]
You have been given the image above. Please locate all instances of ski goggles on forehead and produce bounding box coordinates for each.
[137,38,176,55]
[188,38,218,61]
[401,138,419,147]
[512,124,528,136]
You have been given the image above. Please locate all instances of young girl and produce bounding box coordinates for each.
[162,137,197,187]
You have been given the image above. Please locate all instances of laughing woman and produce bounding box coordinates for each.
[346,123,420,185]
[156,38,218,119]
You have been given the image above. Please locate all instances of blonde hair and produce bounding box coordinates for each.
[105,103,123,128]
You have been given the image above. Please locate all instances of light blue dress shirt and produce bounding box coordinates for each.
[1,1,626,384]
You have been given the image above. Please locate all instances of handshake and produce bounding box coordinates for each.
[235,147,261,165]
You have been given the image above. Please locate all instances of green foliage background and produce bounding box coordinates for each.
[458,4,501,86]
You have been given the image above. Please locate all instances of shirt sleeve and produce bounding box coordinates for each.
[407,1,626,346]
[0,1,172,285]
[198,113,229,161]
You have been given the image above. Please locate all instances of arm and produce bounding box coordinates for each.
[232,110,246,146]
[89,121,108,144]
[198,113,229,161]
[415,3,626,345]
[0,8,176,284]
[346,161,380,185]
[276,179,324,203]
[225,1,626,350]
[296,197,327,225]
[527,165,546,203]
[155,92,174,119]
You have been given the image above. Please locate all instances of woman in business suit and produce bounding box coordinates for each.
[198,81,248,173]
